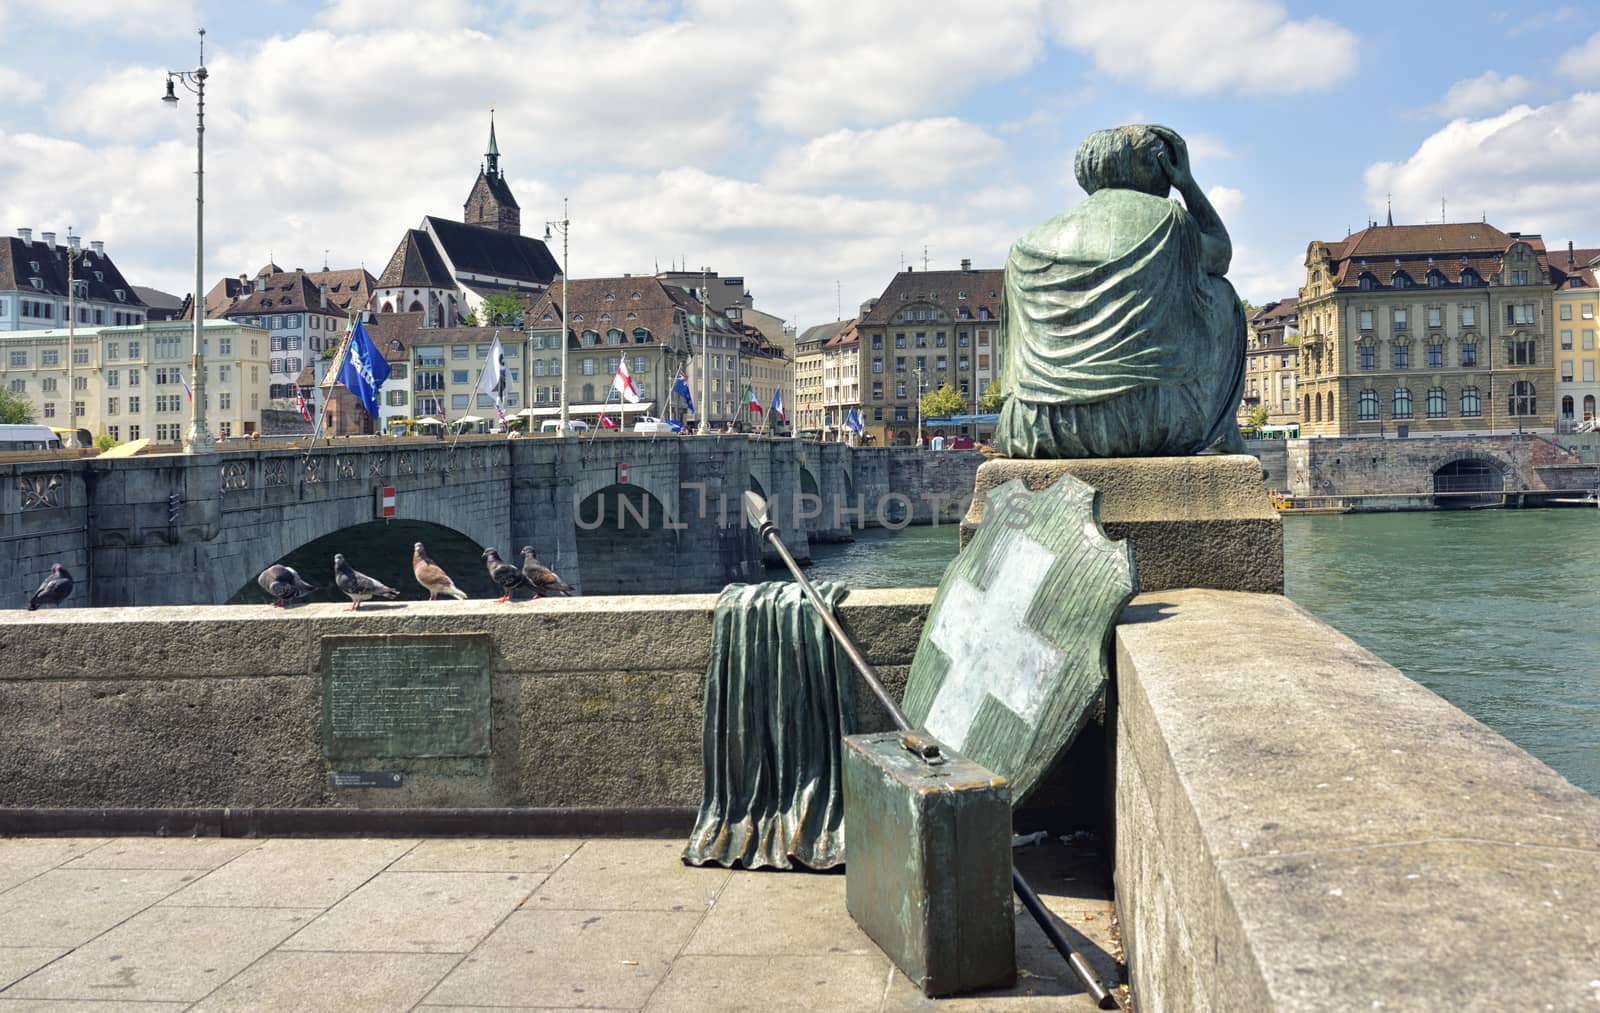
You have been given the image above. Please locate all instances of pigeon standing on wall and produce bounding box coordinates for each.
[413,542,468,600]
[333,553,400,611]
[482,547,537,603]
[257,564,315,607]
[28,564,73,610]
[520,546,574,597]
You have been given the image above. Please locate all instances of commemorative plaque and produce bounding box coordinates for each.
[321,633,492,758]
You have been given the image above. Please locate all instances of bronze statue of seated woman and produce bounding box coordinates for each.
[994,124,1246,458]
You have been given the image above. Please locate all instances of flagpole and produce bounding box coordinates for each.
[303,313,354,468]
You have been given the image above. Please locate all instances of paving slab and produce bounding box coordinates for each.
[190,950,461,1012]
[424,908,701,1009]
[0,1001,188,1011]
[158,838,417,908]
[1,905,316,1003]
[681,870,876,956]
[643,953,889,1012]
[281,871,542,953]
[0,869,197,948]
[0,951,63,991]
[0,841,107,895]
[526,839,728,912]
[61,838,260,871]
[391,838,584,874]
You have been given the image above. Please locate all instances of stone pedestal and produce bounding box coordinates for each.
[961,454,1281,593]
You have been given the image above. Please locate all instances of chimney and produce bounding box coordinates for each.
[91,240,104,256]
[40,231,55,248]
[16,227,31,243]
[320,284,328,309]
[1569,240,1576,266]
[961,258,972,271]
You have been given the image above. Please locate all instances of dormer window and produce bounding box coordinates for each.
[1427,271,1445,288]
[630,291,641,300]
[1358,274,1376,291]
[29,261,39,272]
[115,289,125,301]
[1460,270,1480,287]
[29,278,42,289]
[604,293,615,301]
[1392,272,1413,289]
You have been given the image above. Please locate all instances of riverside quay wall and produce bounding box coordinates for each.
[0,437,983,608]
[1,593,1595,1010]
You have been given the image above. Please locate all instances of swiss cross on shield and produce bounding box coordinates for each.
[900,474,1137,802]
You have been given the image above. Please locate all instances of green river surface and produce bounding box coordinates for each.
[795,515,1600,796]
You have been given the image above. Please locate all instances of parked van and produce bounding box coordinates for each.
[540,420,591,433]
[0,425,63,451]
[633,416,680,434]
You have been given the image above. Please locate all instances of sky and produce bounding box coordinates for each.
[4,0,1600,334]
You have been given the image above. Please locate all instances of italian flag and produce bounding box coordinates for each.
[744,386,761,413]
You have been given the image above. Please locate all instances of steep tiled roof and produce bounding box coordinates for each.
[306,267,376,312]
[220,270,346,319]
[1312,222,1550,291]
[0,237,145,306]
[470,170,520,211]
[376,229,456,289]
[824,319,860,348]
[857,267,1003,327]
[797,320,851,348]
[424,216,560,285]
[527,277,698,350]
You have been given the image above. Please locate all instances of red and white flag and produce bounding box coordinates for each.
[612,361,641,403]
[295,390,313,424]
[599,411,619,430]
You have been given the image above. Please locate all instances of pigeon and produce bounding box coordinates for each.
[28,563,73,610]
[520,546,574,597]
[333,553,400,611]
[413,541,468,600]
[482,547,537,602]
[257,564,315,607]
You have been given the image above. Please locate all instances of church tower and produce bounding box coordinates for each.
[463,112,521,235]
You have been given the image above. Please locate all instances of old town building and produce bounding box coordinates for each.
[1240,297,1299,428]
[1297,221,1555,438]
[0,229,147,333]
[794,320,846,435]
[1549,243,1600,431]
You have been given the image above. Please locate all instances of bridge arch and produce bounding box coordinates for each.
[574,481,678,595]
[1432,454,1507,509]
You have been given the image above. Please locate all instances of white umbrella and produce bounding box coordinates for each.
[414,416,444,426]
[453,415,485,426]
[515,407,537,417]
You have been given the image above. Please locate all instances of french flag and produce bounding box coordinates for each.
[179,370,193,402]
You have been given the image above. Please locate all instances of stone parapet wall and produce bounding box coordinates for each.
[1114,589,1600,1011]
[1286,433,1598,506]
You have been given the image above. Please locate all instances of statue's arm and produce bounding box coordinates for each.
[1151,127,1232,276]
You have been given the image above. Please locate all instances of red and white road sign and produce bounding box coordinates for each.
[376,486,396,518]
[617,463,630,485]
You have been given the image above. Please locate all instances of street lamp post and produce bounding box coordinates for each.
[66,230,79,435]
[913,366,925,448]
[696,267,711,435]
[163,27,215,453]
[543,199,571,436]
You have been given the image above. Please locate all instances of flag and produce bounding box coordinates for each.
[295,389,312,424]
[744,386,760,413]
[673,368,695,414]
[613,360,641,403]
[599,411,619,430]
[477,332,509,421]
[179,369,193,402]
[770,388,787,423]
[845,408,864,434]
[336,318,391,419]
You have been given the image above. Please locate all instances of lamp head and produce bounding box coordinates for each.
[162,77,179,105]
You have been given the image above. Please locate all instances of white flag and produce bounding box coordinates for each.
[477,333,508,418]
[613,360,641,403]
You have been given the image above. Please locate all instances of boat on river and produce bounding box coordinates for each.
[1270,492,1353,515]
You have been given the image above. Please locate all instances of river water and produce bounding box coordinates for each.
[798,514,1600,796]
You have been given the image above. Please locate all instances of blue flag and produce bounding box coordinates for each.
[673,368,696,414]
[337,319,391,419]
[845,408,864,434]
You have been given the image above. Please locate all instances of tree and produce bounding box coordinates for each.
[93,433,121,452]
[1240,298,1259,315]
[978,379,1006,414]
[1248,404,1270,429]
[0,388,35,424]
[919,383,966,419]
[466,293,524,327]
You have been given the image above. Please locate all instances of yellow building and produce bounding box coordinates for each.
[793,320,846,435]
[820,319,861,441]
[1298,221,1555,437]
[1550,244,1600,430]
[1240,297,1299,427]
[1,319,273,442]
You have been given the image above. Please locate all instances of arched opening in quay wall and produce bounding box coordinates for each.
[1433,457,1505,509]
[228,519,496,604]
[574,482,677,596]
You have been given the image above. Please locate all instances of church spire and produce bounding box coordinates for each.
[1386,193,1394,228]
[485,109,500,177]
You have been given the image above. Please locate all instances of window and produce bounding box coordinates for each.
[1507,303,1535,325]
[1508,380,1536,416]
[1586,330,1596,351]
[1462,305,1476,327]
[1561,304,1574,321]
[452,394,470,409]
[1508,339,1537,365]
[1359,275,1375,291]
[7,379,22,394]
[1426,387,1446,417]
[1461,343,1477,367]
[1392,344,1409,369]
[1562,329,1575,349]
[872,359,884,374]
[1427,272,1444,289]
[1563,360,1575,383]
[41,377,56,393]
[1427,344,1443,369]
[1585,361,1596,384]
[8,351,26,367]
[451,370,469,385]
[895,334,907,349]
[1427,307,1441,328]
[1393,309,1408,331]
[581,359,596,376]
[1392,387,1413,419]
[871,335,883,350]
[1393,273,1413,289]
[452,346,470,359]
[1358,389,1379,420]
[895,357,906,371]
[1359,345,1375,370]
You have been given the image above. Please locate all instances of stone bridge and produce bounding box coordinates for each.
[2,436,983,607]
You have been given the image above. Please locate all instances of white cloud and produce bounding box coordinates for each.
[318,0,475,31]
[1207,185,1244,224]
[766,119,1002,190]
[1557,32,1600,81]
[0,66,43,105]
[1432,71,1533,118]
[1364,93,1600,239]
[1230,247,1305,306]
[1046,0,1358,94]
[0,0,195,31]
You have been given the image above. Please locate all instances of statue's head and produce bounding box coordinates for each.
[1075,125,1171,197]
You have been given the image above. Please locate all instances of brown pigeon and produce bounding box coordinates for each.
[28,564,73,610]
[519,546,574,597]
[412,542,467,600]
[482,547,536,602]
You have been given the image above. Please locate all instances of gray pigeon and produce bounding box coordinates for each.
[28,563,73,610]
[257,564,315,607]
[482,547,536,602]
[333,553,399,611]
[413,542,468,600]
[520,546,574,597]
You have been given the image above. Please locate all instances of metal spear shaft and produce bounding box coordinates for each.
[741,491,1119,1010]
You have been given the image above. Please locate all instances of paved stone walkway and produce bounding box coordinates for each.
[0,835,1123,1011]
